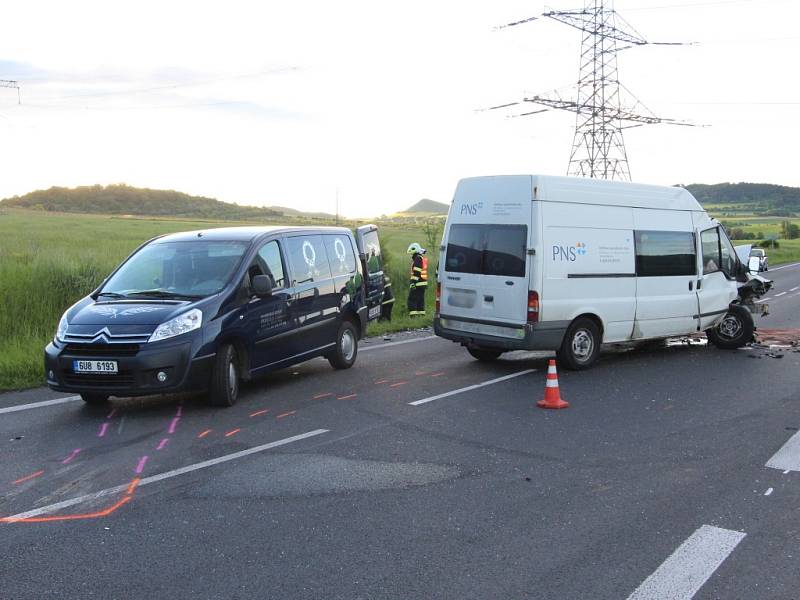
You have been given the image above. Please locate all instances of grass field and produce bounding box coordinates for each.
[0,209,440,390]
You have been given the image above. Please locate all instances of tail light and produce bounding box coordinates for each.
[527,291,539,323]
[435,282,441,315]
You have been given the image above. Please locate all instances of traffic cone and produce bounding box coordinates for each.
[537,359,569,409]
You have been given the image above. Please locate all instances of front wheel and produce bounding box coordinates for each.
[208,343,240,407]
[706,305,754,349]
[557,318,601,370]
[328,320,358,370]
[467,347,503,362]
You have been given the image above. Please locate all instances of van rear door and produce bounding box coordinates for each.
[440,176,532,327]
[354,225,385,321]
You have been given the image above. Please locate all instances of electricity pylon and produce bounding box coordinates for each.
[1,79,21,104]
[492,1,695,181]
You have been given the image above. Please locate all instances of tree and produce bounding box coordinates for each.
[421,220,443,252]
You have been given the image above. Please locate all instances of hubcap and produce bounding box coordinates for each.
[572,329,594,361]
[228,360,238,397]
[718,314,742,339]
[341,329,356,362]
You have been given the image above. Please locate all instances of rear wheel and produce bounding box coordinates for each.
[706,305,754,349]
[467,347,503,362]
[80,393,109,405]
[328,320,358,370]
[557,318,601,370]
[208,343,240,407]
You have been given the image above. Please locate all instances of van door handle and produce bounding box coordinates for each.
[689,281,693,291]
[484,295,494,302]
[505,281,514,286]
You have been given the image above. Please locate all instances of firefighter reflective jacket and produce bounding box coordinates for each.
[409,254,428,287]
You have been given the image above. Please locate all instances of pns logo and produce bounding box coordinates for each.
[459,202,483,216]
[552,242,587,262]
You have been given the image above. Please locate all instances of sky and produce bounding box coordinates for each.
[1,0,798,217]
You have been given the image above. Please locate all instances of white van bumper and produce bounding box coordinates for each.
[434,315,568,351]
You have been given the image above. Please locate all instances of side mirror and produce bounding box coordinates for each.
[252,274,273,297]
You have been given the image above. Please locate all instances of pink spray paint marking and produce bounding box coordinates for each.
[62,449,81,464]
[97,423,109,437]
[135,456,149,474]
[167,417,180,434]
[175,406,183,417]
[106,408,118,420]
[156,438,169,451]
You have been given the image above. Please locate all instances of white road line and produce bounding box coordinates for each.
[774,292,787,297]
[0,395,81,414]
[770,262,800,271]
[790,287,799,292]
[626,525,746,600]
[1,429,328,521]
[765,488,774,496]
[766,431,800,472]
[409,369,536,406]
[361,335,437,352]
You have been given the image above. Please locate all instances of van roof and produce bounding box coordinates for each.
[153,226,354,244]
[458,175,704,212]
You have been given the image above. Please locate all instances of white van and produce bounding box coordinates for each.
[434,175,773,369]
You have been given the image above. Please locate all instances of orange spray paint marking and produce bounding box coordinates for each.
[0,495,133,523]
[276,411,296,419]
[337,394,357,400]
[126,477,141,495]
[430,372,446,377]
[374,379,389,385]
[224,428,241,437]
[390,381,408,388]
[62,449,81,464]
[313,392,333,399]
[12,470,44,485]
[415,371,429,376]
[249,409,270,417]
[197,429,212,439]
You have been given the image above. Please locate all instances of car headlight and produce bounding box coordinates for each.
[148,309,202,343]
[55,313,69,343]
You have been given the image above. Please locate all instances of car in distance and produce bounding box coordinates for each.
[45,225,386,406]
[749,247,768,272]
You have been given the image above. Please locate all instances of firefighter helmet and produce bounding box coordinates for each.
[407,242,424,255]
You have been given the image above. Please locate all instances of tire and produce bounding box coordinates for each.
[208,343,240,407]
[328,320,358,370]
[556,317,601,370]
[80,393,109,405]
[467,347,503,362]
[706,305,754,349]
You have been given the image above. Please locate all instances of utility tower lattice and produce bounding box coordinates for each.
[493,1,695,181]
[1,80,21,104]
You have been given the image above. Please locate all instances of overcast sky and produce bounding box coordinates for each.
[1,0,798,217]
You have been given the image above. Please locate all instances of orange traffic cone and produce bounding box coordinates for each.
[537,359,569,409]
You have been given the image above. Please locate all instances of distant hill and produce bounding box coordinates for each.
[1,185,305,221]
[267,205,337,220]
[402,199,449,215]
[684,183,800,216]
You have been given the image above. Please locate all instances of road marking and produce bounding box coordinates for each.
[197,429,212,438]
[135,456,149,474]
[156,438,169,450]
[61,449,81,464]
[97,423,109,437]
[0,395,81,414]
[766,431,800,472]
[12,470,45,485]
[770,262,800,271]
[765,487,774,496]
[360,336,437,352]
[390,381,408,388]
[249,409,270,417]
[337,394,357,400]
[276,410,296,419]
[313,392,333,399]
[1,429,328,521]
[225,428,241,437]
[167,417,180,434]
[790,287,799,292]
[409,370,536,406]
[774,292,787,297]
[626,525,746,600]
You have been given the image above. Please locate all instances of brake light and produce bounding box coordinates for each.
[435,282,441,315]
[527,291,539,323]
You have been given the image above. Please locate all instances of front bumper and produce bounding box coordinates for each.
[434,315,568,351]
[45,337,215,397]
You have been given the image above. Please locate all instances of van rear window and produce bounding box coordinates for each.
[445,224,527,277]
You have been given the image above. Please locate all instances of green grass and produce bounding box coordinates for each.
[0,209,437,390]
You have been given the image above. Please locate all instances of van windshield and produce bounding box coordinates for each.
[445,224,527,277]
[101,241,249,299]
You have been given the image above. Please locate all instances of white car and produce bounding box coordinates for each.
[749,248,769,272]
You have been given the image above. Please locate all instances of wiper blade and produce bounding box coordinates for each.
[95,291,128,299]
[126,290,203,300]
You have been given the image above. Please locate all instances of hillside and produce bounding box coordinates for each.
[1,184,286,221]
[685,182,800,215]
[267,205,337,220]
[403,198,449,215]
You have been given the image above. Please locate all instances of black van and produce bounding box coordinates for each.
[45,225,386,406]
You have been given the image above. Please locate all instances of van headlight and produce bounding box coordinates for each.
[55,313,69,343]
[148,309,202,343]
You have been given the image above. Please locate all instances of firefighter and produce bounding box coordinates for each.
[379,273,395,321]
[406,242,428,316]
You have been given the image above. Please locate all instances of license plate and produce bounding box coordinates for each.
[368,305,381,319]
[73,360,118,374]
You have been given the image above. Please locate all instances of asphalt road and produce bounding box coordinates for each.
[2,265,800,600]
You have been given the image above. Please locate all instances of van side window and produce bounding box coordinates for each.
[362,230,383,274]
[701,228,721,274]
[286,235,332,284]
[255,240,286,289]
[634,231,696,277]
[445,224,526,277]
[323,235,356,275]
